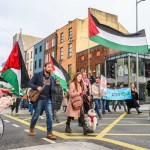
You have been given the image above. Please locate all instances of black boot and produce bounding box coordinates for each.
[83,125,93,135]
[98,113,102,119]
[65,124,72,133]
[127,107,131,114]
[136,107,142,114]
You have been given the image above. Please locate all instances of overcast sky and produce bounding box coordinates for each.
[0,0,150,65]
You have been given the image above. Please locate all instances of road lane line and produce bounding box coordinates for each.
[53,120,66,127]
[101,138,149,150]
[4,114,69,139]
[24,129,29,132]
[106,133,150,136]
[4,120,10,123]
[42,138,56,144]
[12,124,20,127]
[96,112,127,139]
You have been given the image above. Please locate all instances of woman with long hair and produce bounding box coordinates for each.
[127,83,142,114]
[65,72,93,135]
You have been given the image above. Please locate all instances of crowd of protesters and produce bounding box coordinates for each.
[1,62,144,141]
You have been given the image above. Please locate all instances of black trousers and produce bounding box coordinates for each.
[11,98,20,113]
[66,109,85,126]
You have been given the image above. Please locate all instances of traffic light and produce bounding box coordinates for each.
[110,65,115,79]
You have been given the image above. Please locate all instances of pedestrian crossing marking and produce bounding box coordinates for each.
[42,138,56,144]
[12,124,20,127]
[4,120,10,123]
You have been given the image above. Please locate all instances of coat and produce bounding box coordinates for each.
[146,80,150,96]
[126,90,140,108]
[52,84,63,110]
[29,71,55,101]
[66,82,85,118]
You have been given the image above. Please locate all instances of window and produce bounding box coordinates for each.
[80,55,84,61]
[26,53,29,61]
[39,45,42,52]
[68,64,72,75]
[68,43,72,57]
[60,32,64,43]
[39,59,42,68]
[52,38,55,47]
[96,50,100,56]
[30,61,32,71]
[96,64,100,77]
[51,51,55,58]
[68,27,72,39]
[34,61,37,70]
[31,51,33,59]
[60,47,63,60]
[46,42,49,50]
[45,54,48,63]
[35,48,37,54]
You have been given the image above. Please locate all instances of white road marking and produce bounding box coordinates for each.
[12,124,20,127]
[24,129,29,132]
[42,138,56,144]
[4,120,10,123]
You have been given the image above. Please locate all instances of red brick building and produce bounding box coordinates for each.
[44,32,57,63]
[76,45,119,77]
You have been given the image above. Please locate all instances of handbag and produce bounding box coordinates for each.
[28,85,45,103]
[71,95,83,110]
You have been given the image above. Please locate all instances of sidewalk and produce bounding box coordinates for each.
[8,142,112,150]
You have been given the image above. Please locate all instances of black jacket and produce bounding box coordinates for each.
[52,84,63,110]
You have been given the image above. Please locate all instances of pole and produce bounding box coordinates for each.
[136,0,139,92]
[115,63,117,86]
[104,60,107,77]
[88,39,90,72]
[128,54,131,86]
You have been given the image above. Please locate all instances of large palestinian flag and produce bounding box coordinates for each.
[89,10,148,53]
[1,42,29,95]
[49,55,70,91]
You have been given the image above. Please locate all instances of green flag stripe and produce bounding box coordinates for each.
[1,69,19,93]
[90,35,148,53]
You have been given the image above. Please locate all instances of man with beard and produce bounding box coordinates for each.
[28,62,56,140]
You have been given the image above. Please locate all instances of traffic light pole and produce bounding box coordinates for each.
[115,63,117,86]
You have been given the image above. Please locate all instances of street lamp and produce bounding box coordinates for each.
[136,0,145,92]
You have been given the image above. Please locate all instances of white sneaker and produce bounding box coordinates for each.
[39,116,44,119]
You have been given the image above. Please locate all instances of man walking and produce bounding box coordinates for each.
[28,62,56,140]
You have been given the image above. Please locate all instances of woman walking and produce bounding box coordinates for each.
[127,83,142,114]
[65,72,93,135]
[52,78,63,123]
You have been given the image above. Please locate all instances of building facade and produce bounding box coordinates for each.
[26,46,34,78]
[44,32,57,63]
[34,40,44,74]
[57,20,78,76]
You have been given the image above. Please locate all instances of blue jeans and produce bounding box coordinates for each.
[30,99,53,134]
[102,99,111,114]
[94,98,101,116]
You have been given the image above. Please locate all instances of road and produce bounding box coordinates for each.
[0,105,150,150]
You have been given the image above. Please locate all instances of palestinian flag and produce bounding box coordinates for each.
[1,42,29,95]
[49,55,70,91]
[88,10,148,53]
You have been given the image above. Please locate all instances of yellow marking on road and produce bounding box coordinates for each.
[96,112,127,139]
[53,120,66,127]
[123,118,148,120]
[3,114,69,139]
[65,133,98,136]
[106,133,150,136]
[116,124,150,126]
[100,138,149,150]
[23,117,32,121]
